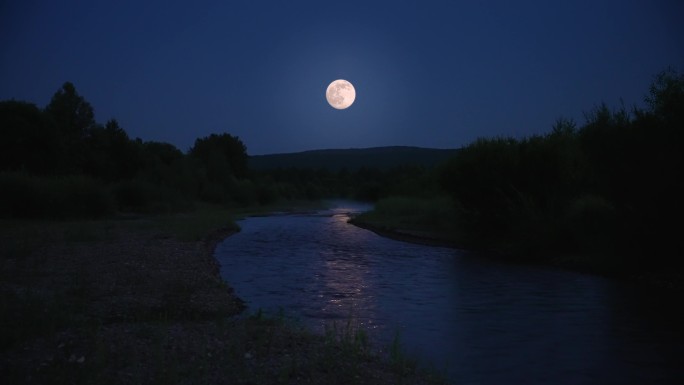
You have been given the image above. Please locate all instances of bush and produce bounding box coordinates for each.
[563,194,617,253]
[0,172,115,218]
[114,178,190,213]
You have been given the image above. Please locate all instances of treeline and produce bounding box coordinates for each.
[255,164,441,202]
[249,147,459,171]
[0,82,275,218]
[437,69,683,271]
[0,82,440,219]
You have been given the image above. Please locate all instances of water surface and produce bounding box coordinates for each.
[216,201,682,384]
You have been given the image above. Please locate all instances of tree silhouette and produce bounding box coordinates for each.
[44,82,96,139]
[0,100,59,174]
[84,119,143,180]
[190,133,248,179]
[44,82,97,172]
[647,68,684,126]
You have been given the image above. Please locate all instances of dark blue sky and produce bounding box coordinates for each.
[1,0,682,155]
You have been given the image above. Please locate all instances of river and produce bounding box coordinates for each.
[215,201,682,384]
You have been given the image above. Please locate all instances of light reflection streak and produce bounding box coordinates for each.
[316,210,379,332]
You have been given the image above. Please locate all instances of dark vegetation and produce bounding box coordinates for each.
[0,82,272,218]
[438,69,683,273]
[356,69,684,280]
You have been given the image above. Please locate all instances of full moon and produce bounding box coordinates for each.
[326,79,356,109]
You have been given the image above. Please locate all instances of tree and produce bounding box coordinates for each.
[84,119,143,180]
[646,68,684,125]
[143,141,184,166]
[44,82,96,139]
[0,100,59,173]
[189,133,248,178]
[440,137,523,237]
[44,82,97,172]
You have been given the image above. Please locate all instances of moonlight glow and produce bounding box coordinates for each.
[326,79,356,109]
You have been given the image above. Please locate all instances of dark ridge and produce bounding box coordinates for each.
[249,146,460,171]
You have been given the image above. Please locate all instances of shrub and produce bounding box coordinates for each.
[114,178,189,213]
[0,172,115,218]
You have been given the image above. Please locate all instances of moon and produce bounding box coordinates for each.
[326,79,356,109]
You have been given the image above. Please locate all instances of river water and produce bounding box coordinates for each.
[215,201,682,384]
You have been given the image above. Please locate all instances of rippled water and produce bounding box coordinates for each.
[216,201,682,384]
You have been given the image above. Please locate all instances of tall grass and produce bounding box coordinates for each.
[150,203,240,241]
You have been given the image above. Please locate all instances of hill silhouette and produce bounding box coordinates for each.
[249,146,460,171]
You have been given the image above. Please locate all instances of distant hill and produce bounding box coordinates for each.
[249,146,460,171]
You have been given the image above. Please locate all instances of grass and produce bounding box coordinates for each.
[354,195,458,232]
[0,201,242,244]
[150,200,327,241]
[323,318,371,359]
[351,195,466,246]
[0,199,325,248]
[149,204,241,241]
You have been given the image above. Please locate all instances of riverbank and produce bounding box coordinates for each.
[0,205,448,384]
[348,219,462,249]
[349,211,684,292]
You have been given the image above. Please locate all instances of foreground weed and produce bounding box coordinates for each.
[389,331,418,377]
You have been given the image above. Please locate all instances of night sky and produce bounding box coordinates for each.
[1,0,682,155]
